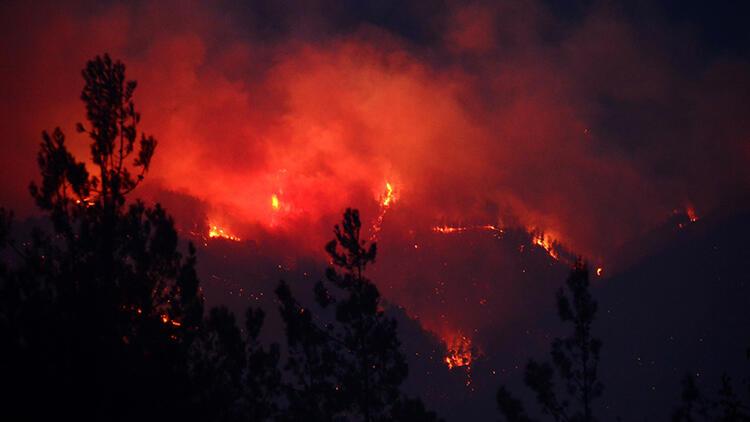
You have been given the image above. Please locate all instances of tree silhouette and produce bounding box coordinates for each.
[673,373,710,421]
[239,307,283,420]
[321,208,408,421]
[498,262,603,422]
[673,371,750,421]
[0,54,280,421]
[390,396,445,422]
[0,54,201,420]
[1,53,444,422]
[187,306,281,421]
[276,208,438,421]
[276,279,344,421]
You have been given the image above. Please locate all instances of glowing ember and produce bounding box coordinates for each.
[160,314,182,327]
[686,206,698,223]
[271,194,280,210]
[444,333,474,370]
[596,267,603,277]
[208,224,241,242]
[74,196,95,207]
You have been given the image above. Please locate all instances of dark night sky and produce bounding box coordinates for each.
[2,0,749,420]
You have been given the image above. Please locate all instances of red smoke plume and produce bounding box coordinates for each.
[2,0,749,370]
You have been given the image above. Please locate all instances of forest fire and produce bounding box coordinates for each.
[432,224,503,235]
[433,225,467,234]
[443,333,474,370]
[382,182,395,207]
[208,224,241,242]
[371,181,397,240]
[74,197,95,207]
[674,205,700,229]
[530,231,560,260]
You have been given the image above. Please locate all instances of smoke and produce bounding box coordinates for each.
[2,0,750,395]
[4,1,748,255]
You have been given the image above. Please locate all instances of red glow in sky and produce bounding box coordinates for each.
[2,0,749,379]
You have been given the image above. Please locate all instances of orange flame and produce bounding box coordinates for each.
[433,225,467,234]
[74,196,95,207]
[530,231,559,260]
[381,181,395,207]
[160,314,182,327]
[444,333,474,370]
[432,224,503,235]
[371,181,398,240]
[271,194,280,210]
[208,224,241,241]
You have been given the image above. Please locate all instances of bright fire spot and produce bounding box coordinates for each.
[74,196,95,207]
[686,206,698,223]
[371,181,398,240]
[531,232,559,260]
[381,181,396,207]
[271,194,280,210]
[160,314,182,327]
[208,224,241,242]
[444,334,474,370]
[432,224,503,235]
[433,225,467,234]
[596,267,603,277]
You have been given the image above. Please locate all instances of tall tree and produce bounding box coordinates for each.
[276,279,343,421]
[277,208,413,421]
[673,372,750,421]
[0,54,203,420]
[321,208,409,421]
[0,54,285,421]
[498,262,603,422]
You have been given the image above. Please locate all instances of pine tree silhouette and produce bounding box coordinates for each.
[1,53,445,422]
[0,54,280,421]
[0,54,203,420]
[672,371,750,421]
[276,279,344,421]
[276,208,440,421]
[498,262,603,422]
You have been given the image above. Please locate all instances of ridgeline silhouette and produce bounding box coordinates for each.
[0,54,439,421]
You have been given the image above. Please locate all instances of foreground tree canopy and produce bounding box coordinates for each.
[3,54,747,422]
[0,54,439,421]
[496,263,603,422]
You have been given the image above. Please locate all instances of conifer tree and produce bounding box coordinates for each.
[498,263,603,422]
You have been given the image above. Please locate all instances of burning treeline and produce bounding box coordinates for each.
[0,0,730,403]
[199,175,704,379]
[5,1,738,269]
[201,179,618,376]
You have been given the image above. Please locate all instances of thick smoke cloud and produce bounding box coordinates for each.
[3,1,748,259]
[1,2,749,416]
[0,1,750,404]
